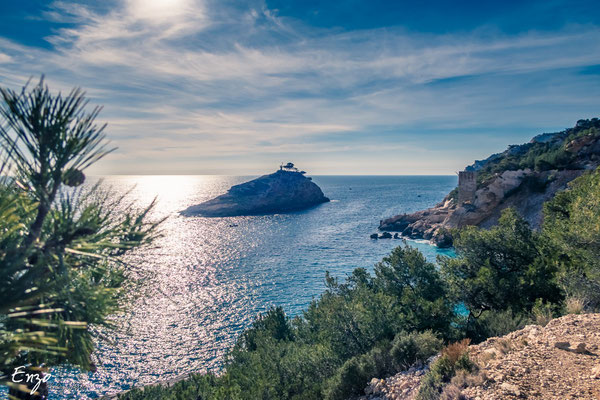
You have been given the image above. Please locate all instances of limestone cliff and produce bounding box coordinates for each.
[379,118,600,247]
[181,167,329,217]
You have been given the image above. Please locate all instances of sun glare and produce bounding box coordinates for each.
[129,0,191,21]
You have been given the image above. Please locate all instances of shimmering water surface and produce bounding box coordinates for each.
[50,175,457,399]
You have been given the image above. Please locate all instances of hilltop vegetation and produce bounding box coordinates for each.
[122,166,600,399]
[470,118,600,184]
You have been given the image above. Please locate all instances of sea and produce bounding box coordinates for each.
[44,175,457,399]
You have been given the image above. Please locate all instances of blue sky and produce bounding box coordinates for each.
[0,0,599,175]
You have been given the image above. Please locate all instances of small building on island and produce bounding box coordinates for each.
[280,162,298,172]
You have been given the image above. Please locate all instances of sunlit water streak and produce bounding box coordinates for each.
[46,175,456,399]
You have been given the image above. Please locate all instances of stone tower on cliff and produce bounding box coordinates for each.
[458,171,477,205]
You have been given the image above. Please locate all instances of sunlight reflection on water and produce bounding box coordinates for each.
[49,175,456,399]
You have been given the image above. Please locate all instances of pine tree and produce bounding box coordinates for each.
[0,78,161,399]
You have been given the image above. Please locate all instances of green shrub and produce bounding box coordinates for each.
[324,341,393,400]
[531,299,558,326]
[235,306,293,352]
[416,341,474,400]
[374,246,454,338]
[390,331,442,371]
[119,373,241,400]
[324,330,444,400]
[466,309,530,342]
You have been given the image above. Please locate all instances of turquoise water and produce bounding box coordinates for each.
[47,175,456,399]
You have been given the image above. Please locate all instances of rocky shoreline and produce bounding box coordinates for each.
[376,119,600,247]
[377,168,585,248]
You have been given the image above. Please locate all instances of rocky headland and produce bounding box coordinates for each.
[378,119,600,247]
[181,164,329,217]
[362,313,600,400]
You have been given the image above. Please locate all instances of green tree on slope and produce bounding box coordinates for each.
[440,208,562,339]
[543,167,600,309]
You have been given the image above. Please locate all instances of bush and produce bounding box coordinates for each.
[531,299,558,326]
[416,341,474,400]
[466,309,530,342]
[374,246,454,338]
[235,306,293,352]
[390,331,442,371]
[324,342,393,400]
[565,297,585,315]
[324,330,443,400]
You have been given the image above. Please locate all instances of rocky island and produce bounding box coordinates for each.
[181,163,329,217]
[379,118,600,247]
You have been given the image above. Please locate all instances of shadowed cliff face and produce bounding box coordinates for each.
[181,170,330,217]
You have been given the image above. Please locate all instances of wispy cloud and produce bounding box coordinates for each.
[0,1,599,174]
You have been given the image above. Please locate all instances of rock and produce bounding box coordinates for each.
[432,230,453,248]
[500,382,520,396]
[591,365,600,379]
[554,341,570,350]
[181,167,329,217]
[370,233,379,239]
[393,233,400,239]
[574,343,587,354]
[379,232,392,239]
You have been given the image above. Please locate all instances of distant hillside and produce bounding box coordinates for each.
[467,118,600,183]
[379,118,600,247]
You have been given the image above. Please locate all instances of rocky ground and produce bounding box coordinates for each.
[361,313,600,400]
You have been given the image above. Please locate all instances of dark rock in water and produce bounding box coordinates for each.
[379,232,392,239]
[393,233,400,239]
[433,231,453,248]
[181,168,329,217]
[370,233,379,239]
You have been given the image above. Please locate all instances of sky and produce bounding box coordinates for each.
[0,0,599,175]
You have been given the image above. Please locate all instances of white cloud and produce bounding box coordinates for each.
[0,53,12,64]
